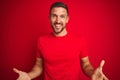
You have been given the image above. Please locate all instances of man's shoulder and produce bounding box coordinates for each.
[38,33,53,40]
[69,33,84,40]
[69,34,87,45]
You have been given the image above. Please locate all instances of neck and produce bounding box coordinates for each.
[54,29,68,37]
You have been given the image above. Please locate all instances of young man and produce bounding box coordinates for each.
[13,2,109,80]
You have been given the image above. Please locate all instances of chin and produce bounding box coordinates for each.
[54,30,62,34]
[54,29,61,33]
[54,31,61,34]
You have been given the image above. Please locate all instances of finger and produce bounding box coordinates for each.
[13,68,21,74]
[99,60,105,70]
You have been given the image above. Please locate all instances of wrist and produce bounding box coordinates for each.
[27,72,32,79]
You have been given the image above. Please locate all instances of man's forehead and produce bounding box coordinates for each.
[51,7,67,14]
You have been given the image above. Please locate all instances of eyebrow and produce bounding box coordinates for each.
[51,13,67,16]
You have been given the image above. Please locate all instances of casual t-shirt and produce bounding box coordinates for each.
[36,32,88,80]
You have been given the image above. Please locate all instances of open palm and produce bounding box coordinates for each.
[13,68,31,80]
[92,60,109,80]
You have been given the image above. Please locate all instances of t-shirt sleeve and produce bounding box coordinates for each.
[36,37,42,58]
[79,38,88,58]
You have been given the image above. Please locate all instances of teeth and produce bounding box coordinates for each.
[55,24,60,26]
[55,25,61,27]
[56,24,60,25]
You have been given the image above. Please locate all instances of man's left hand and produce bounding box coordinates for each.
[92,60,109,80]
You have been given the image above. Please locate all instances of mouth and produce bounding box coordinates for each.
[54,23,62,29]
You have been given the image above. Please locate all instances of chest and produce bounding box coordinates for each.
[40,38,81,63]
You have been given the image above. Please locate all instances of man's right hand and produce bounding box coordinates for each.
[13,68,31,80]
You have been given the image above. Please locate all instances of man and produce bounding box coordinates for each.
[13,2,109,80]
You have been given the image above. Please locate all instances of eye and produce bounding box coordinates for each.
[51,14,57,18]
[60,15,65,18]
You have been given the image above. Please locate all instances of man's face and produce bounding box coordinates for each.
[49,7,69,34]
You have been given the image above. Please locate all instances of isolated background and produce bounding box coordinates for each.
[0,0,120,80]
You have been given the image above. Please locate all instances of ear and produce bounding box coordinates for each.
[66,16,69,23]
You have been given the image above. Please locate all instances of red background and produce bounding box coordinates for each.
[0,0,120,80]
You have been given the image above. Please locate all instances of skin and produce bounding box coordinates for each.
[49,7,69,37]
[13,7,109,80]
[13,58,43,80]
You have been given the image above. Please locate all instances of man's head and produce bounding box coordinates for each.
[49,2,69,15]
[49,2,69,35]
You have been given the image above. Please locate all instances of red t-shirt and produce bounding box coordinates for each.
[36,33,88,80]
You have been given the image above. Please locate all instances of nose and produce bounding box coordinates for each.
[56,16,61,23]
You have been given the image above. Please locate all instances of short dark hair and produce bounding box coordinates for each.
[49,2,69,15]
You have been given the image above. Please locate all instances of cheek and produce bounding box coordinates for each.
[51,19,56,23]
[63,20,68,24]
[50,20,54,24]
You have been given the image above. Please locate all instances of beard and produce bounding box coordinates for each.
[52,22,65,34]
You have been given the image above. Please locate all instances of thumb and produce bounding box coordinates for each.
[99,60,105,71]
[13,68,21,74]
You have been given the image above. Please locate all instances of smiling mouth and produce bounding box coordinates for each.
[54,23,62,29]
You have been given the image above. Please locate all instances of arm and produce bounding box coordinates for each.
[80,56,109,80]
[80,56,94,77]
[13,58,43,80]
[28,58,43,79]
